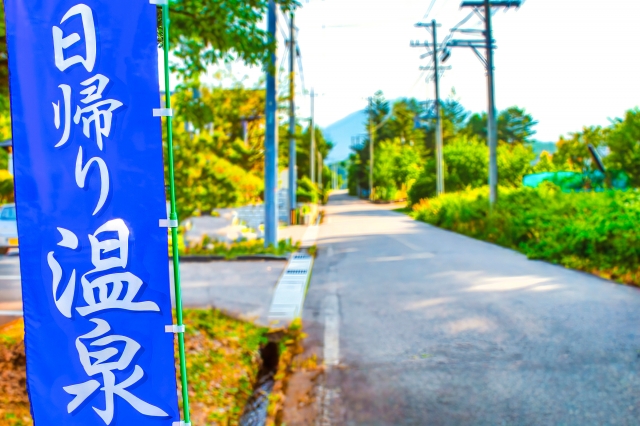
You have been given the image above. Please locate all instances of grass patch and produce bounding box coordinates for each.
[411,185,640,285]
[181,237,300,259]
[393,206,412,215]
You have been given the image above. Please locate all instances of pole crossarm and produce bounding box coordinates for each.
[447,39,495,46]
[419,66,452,70]
[460,0,522,7]
[452,28,485,34]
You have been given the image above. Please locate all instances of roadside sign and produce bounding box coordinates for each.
[4,1,180,424]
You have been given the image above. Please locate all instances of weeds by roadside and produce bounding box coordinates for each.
[411,185,640,285]
[181,237,300,259]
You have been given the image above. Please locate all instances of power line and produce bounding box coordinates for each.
[423,0,438,19]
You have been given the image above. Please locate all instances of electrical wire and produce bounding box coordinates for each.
[423,0,438,19]
[296,45,307,94]
[277,9,290,42]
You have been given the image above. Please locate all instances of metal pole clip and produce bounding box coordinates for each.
[150,0,169,5]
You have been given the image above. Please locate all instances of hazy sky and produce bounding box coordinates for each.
[193,0,640,143]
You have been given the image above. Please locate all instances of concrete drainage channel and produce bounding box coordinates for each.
[240,220,320,425]
[239,341,280,426]
[237,251,315,425]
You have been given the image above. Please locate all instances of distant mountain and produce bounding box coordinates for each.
[323,109,367,163]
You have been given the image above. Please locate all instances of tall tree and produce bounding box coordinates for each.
[463,107,538,145]
[385,98,426,146]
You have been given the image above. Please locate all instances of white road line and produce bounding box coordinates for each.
[0,275,20,280]
[0,310,23,316]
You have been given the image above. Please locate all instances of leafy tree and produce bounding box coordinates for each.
[497,143,535,187]
[533,151,559,173]
[422,97,470,151]
[169,121,263,218]
[553,126,606,172]
[385,99,426,146]
[408,136,535,204]
[498,107,539,144]
[605,108,640,186]
[291,124,333,183]
[462,107,538,144]
[364,90,391,131]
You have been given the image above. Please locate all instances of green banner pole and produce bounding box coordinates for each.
[160,2,192,424]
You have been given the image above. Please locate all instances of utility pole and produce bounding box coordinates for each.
[368,97,374,201]
[288,11,296,225]
[310,88,316,186]
[430,20,445,196]
[483,0,498,206]
[264,0,278,246]
[459,0,523,206]
[431,19,444,195]
[412,21,449,196]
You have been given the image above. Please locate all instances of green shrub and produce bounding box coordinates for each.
[297,176,319,203]
[408,138,535,206]
[412,186,640,285]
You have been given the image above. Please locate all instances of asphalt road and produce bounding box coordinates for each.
[304,192,640,425]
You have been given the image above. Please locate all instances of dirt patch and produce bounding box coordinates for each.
[276,319,326,426]
[0,319,31,426]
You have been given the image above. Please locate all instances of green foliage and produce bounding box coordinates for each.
[350,92,541,202]
[164,0,299,79]
[462,107,538,144]
[553,126,606,172]
[605,108,640,186]
[170,120,264,218]
[182,236,299,259]
[181,308,269,424]
[0,170,14,203]
[407,137,535,205]
[370,140,423,201]
[412,186,640,285]
[169,89,265,219]
[497,142,536,187]
[532,151,559,173]
[290,125,333,183]
[296,176,319,203]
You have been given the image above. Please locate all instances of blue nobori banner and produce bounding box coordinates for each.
[4,1,179,424]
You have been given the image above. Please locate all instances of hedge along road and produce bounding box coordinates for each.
[304,191,640,425]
